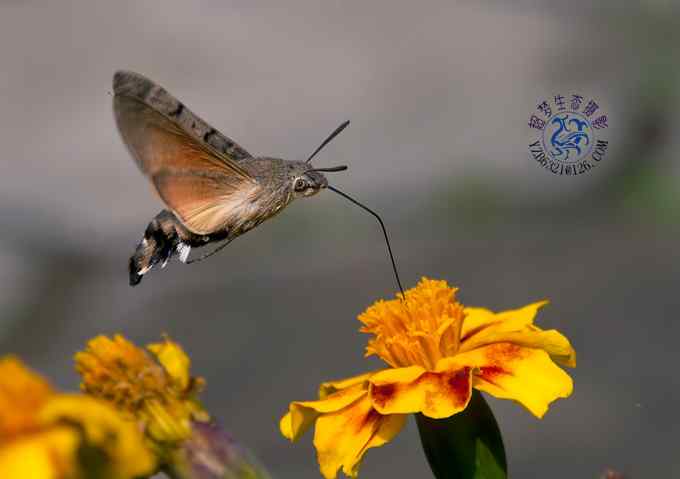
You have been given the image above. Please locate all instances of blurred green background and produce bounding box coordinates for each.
[1,1,678,477]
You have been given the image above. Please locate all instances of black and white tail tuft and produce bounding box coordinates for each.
[129,210,183,286]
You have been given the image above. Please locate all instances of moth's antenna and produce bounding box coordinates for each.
[306,120,350,163]
[327,185,405,298]
[309,165,348,173]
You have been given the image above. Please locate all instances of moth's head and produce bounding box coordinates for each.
[288,162,347,199]
[292,165,328,198]
[289,120,350,199]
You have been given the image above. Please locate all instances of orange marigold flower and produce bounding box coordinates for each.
[0,356,155,479]
[75,334,208,444]
[280,278,576,479]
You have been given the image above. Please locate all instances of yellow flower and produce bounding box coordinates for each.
[0,356,155,479]
[280,278,576,479]
[0,356,54,437]
[75,334,208,444]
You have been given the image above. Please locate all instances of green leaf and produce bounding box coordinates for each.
[415,390,507,479]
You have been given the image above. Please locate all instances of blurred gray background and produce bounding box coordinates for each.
[1,1,679,477]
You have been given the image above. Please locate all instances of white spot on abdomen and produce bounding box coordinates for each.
[177,243,191,263]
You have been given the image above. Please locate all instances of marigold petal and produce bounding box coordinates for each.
[461,327,575,367]
[318,371,376,399]
[360,411,407,453]
[0,356,54,436]
[148,337,191,390]
[460,301,576,367]
[369,365,472,419]
[440,342,573,418]
[343,412,406,478]
[144,398,194,442]
[281,383,367,442]
[525,328,576,367]
[75,334,206,444]
[461,301,548,340]
[39,394,157,477]
[0,427,78,479]
[368,365,426,385]
[313,393,402,479]
[279,412,296,440]
[359,278,466,368]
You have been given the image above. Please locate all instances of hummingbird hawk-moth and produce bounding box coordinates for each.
[114,71,403,293]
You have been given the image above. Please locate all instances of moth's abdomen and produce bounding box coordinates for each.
[129,210,190,286]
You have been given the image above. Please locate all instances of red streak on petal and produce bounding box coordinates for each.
[446,368,471,407]
[486,343,524,363]
[479,365,506,380]
[371,383,396,410]
[447,368,469,395]
[355,408,381,432]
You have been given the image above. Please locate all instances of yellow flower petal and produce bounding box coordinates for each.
[318,371,376,399]
[75,335,167,408]
[148,337,191,390]
[359,411,406,455]
[0,356,157,479]
[281,383,367,442]
[0,356,54,437]
[460,301,576,367]
[368,365,472,419]
[0,427,78,479]
[359,278,466,369]
[440,342,573,418]
[313,393,405,479]
[75,334,207,443]
[460,327,576,367]
[39,394,157,478]
[461,301,548,340]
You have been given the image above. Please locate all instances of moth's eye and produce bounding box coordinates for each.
[294,178,307,191]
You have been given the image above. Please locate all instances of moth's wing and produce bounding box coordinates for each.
[113,71,260,235]
[113,70,253,164]
[152,168,261,236]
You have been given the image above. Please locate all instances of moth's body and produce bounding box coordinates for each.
[130,158,328,285]
[114,71,329,285]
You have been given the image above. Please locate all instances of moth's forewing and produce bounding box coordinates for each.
[113,70,252,165]
[113,71,261,235]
